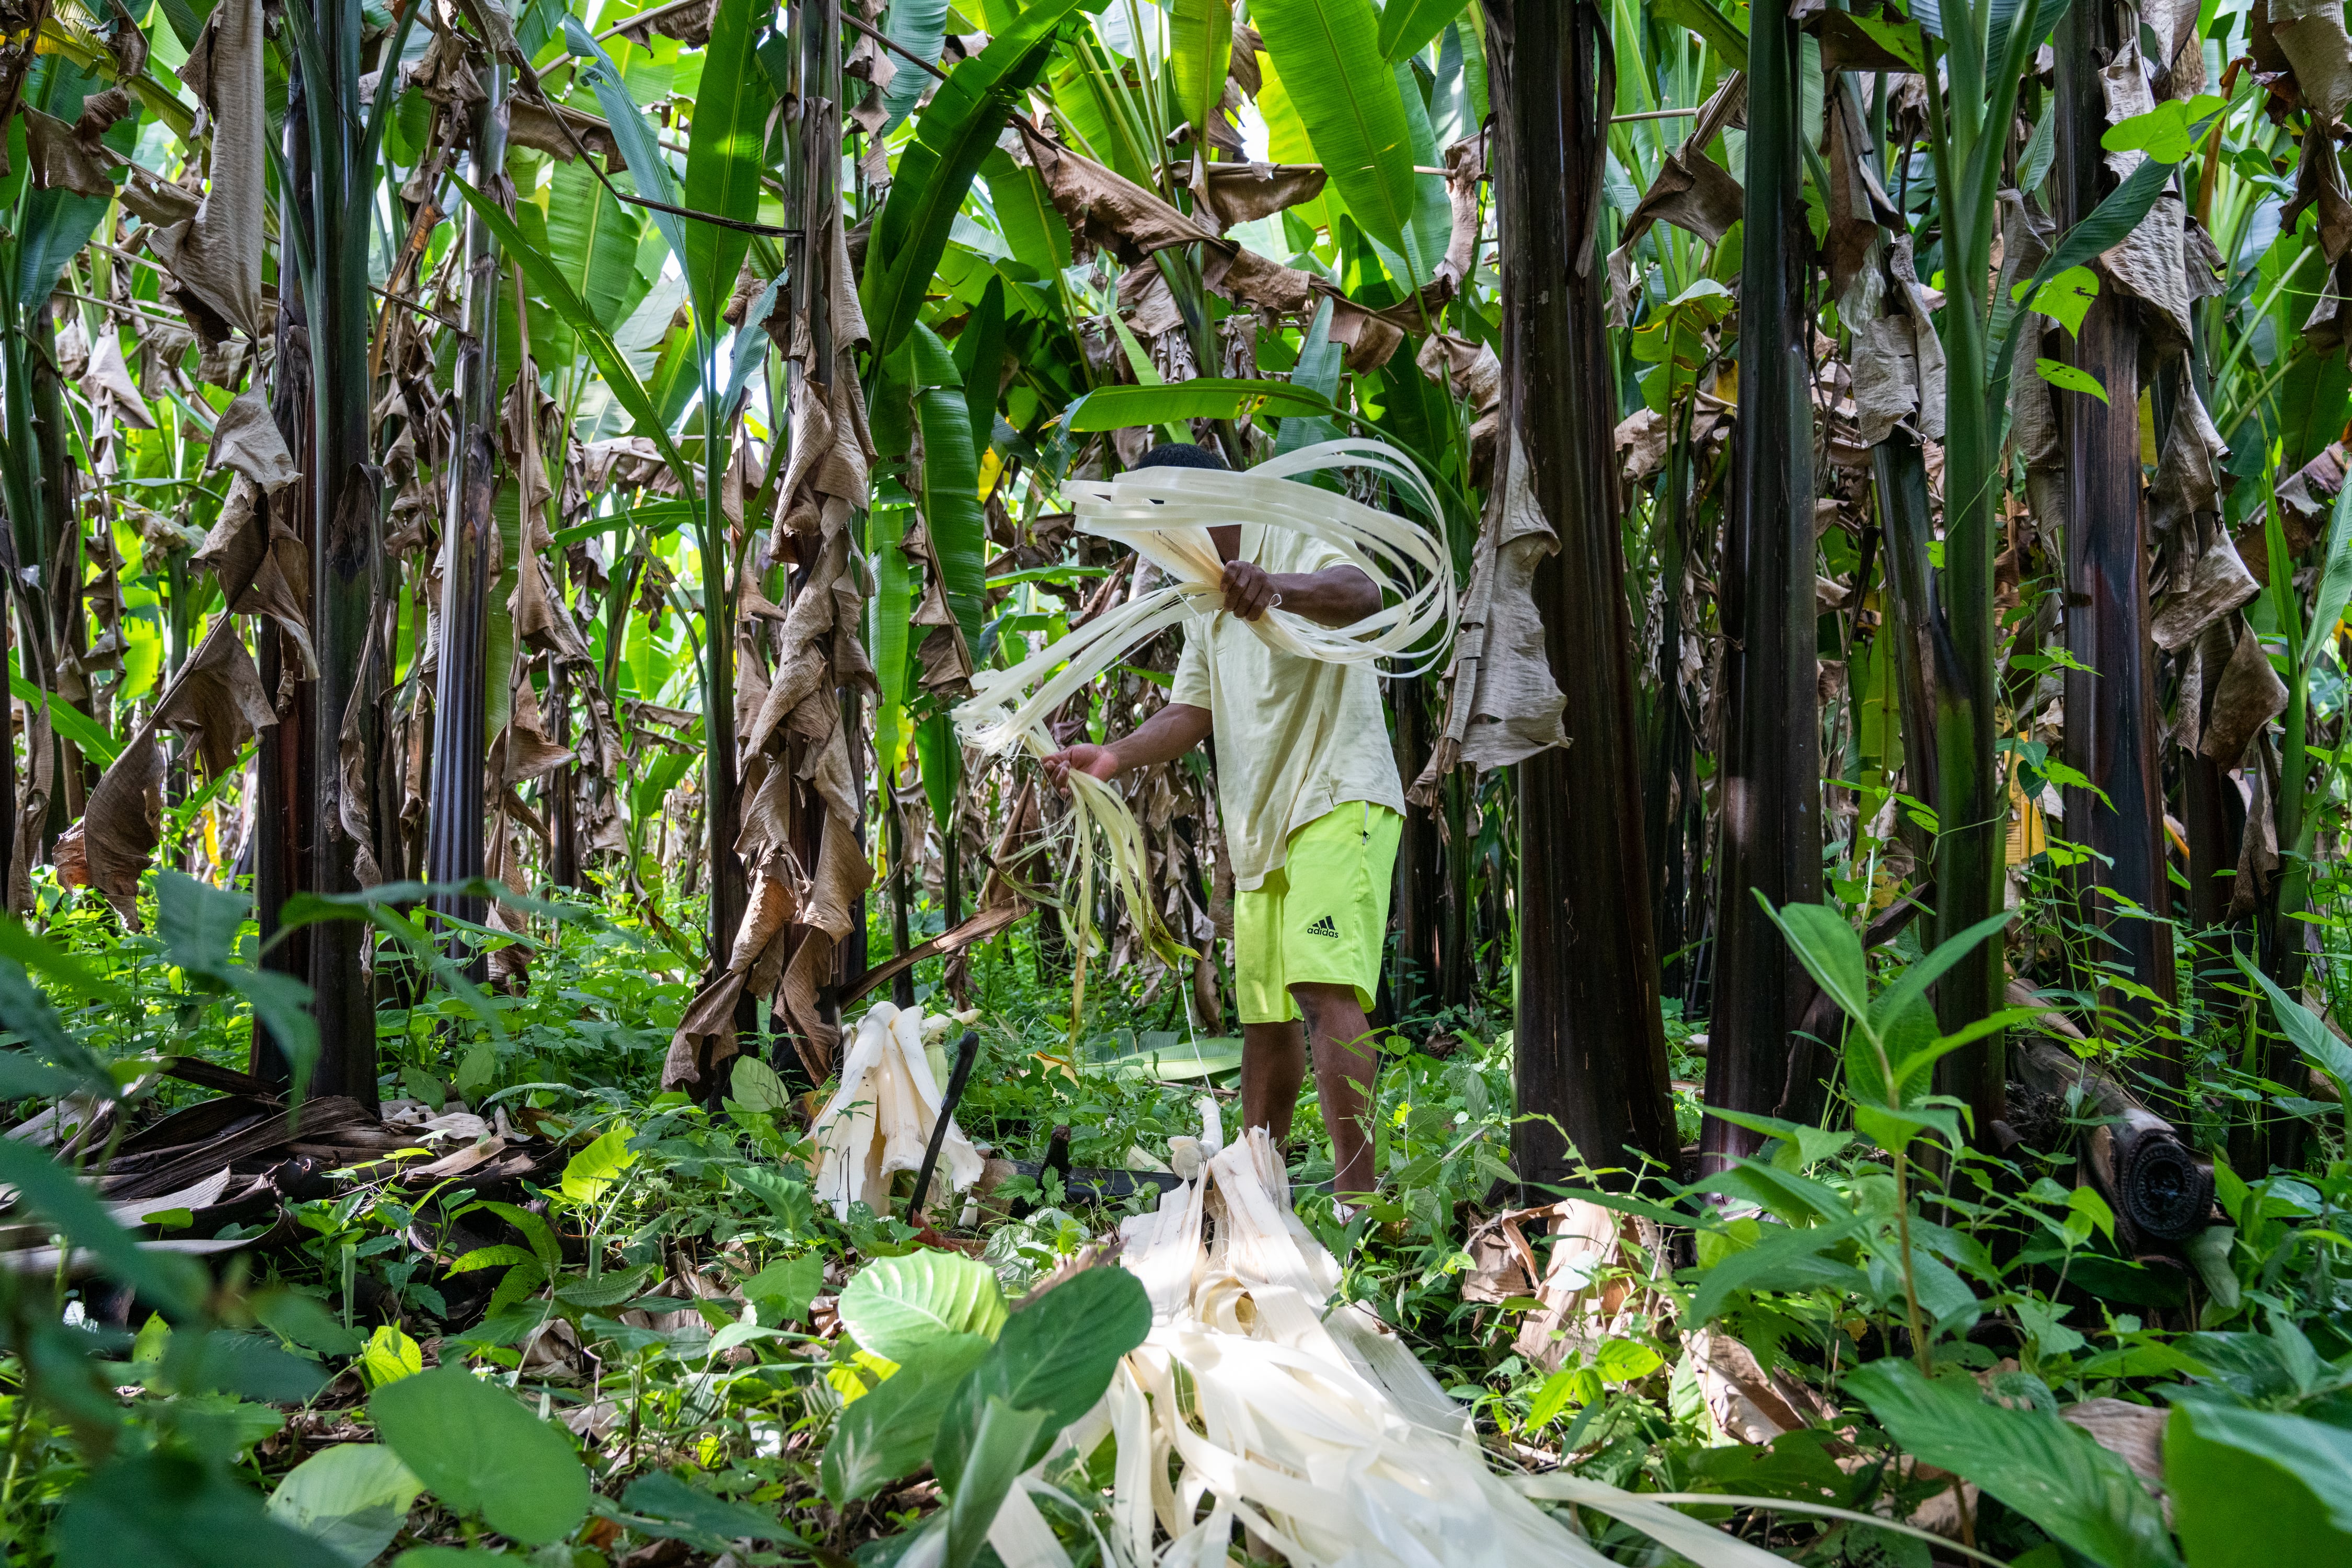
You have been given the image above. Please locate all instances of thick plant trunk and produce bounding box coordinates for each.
[255,75,320,1085]
[424,70,508,967]
[1484,0,1679,1190]
[2057,0,2176,1073]
[1702,0,1823,1166]
[302,0,383,1105]
[1643,408,1700,1002]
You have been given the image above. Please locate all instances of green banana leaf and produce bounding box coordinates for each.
[1250,0,1418,252]
[679,0,777,337]
[863,0,1089,357]
[1067,377,1341,431]
[1168,0,1234,151]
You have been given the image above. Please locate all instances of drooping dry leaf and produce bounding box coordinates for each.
[1412,428,1566,796]
[81,330,156,431]
[207,385,302,492]
[2152,521,2261,651]
[1605,73,1748,324]
[2269,0,2352,126]
[1179,160,1328,233]
[2200,620,2290,763]
[150,0,268,343]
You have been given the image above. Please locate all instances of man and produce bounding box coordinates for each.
[1042,443,1404,1201]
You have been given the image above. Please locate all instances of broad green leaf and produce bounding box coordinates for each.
[743,1253,826,1322]
[1372,59,1452,291]
[9,671,122,764]
[1067,377,1341,431]
[545,155,646,372]
[981,147,1074,280]
[359,1324,424,1388]
[730,1053,791,1113]
[943,1398,1048,1567]
[1654,0,1748,68]
[953,274,1010,464]
[1689,1212,1867,1321]
[932,1268,1151,1490]
[1251,0,1419,251]
[1758,900,1872,1030]
[2036,358,2109,403]
[679,0,777,329]
[864,0,1090,355]
[914,712,963,831]
[2102,95,2226,164]
[619,1472,789,1544]
[2167,1403,2352,1565]
[879,0,953,131]
[1275,295,1345,455]
[1255,47,1334,231]
[1377,0,1462,62]
[475,1200,563,1273]
[838,1250,1009,1362]
[156,869,248,975]
[1170,0,1236,151]
[1846,1359,2180,1568]
[2017,264,2101,337]
[820,1331,992,1504]
[916,322,990,656]
[368,1366,591,1547]
[266,1445,424,1568]
[2239,955,2352,1137]
[59,1454,350,1568]
[560,1125,639,1205]
[563,17,691,305]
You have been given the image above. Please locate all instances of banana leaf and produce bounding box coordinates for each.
[864,0,1088,357]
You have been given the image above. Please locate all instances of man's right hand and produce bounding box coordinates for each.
[1041,743,1122,793]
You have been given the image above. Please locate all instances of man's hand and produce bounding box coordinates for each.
[1221,559,1279,621]
[1040,742,1122,793]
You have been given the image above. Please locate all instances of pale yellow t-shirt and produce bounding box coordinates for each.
[1169,524,1405,890]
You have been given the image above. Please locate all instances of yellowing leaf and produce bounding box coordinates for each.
[560,1124,638,1205]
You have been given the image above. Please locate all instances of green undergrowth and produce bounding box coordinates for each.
[0,872,2345,1565]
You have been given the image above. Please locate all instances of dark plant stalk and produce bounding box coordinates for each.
[2056,0,2175,1068]
[1703,0,1822,1166]
[424,65,509,972]
[299,0,386,1101]
[255,60,319,1081]
[1484,0,1678,1190]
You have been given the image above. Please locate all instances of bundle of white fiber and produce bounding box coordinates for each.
[957,1119,1958,1567]
[809,1002,983,1221]
[951,439,1455,966]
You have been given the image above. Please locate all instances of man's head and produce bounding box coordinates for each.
[1132,441,1228,472]
[1130,442,1238,559]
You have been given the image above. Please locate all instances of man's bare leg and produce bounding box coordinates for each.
[1240,1020,1307,1145]
[1292,981,1377,1198]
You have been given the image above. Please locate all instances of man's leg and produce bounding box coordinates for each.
[1240,1020,1308,1144]
[1292,980,1377,1198]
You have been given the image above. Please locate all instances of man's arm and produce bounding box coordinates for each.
[1206,523,1379,626]
[1041,701,1213,787]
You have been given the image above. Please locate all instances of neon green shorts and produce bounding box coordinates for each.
[1233,802,1402,1024]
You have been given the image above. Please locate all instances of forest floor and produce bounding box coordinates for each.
[14,878,2343,1566]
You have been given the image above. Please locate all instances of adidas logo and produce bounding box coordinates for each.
[1304,916,1341,939]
